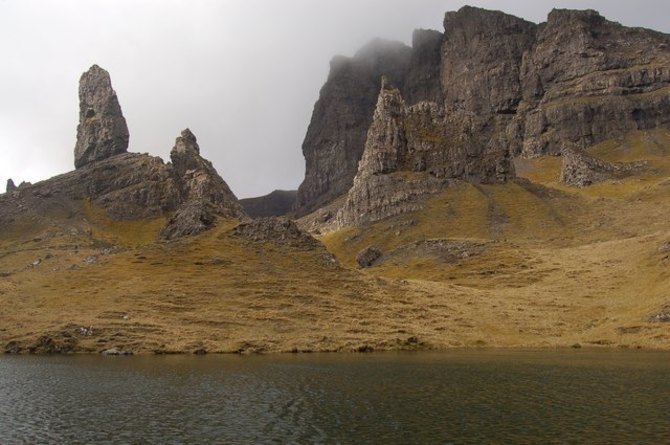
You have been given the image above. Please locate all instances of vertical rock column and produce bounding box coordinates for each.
[74,65,129,168]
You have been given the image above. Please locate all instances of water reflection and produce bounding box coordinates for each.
[0,350,668,444]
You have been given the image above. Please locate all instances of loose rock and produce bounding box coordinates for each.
[356,246,382,268]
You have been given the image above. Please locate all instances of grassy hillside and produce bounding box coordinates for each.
[320,129,670,349]
[1,129,669,353]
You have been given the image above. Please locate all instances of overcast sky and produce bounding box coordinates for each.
[1,1,669,198]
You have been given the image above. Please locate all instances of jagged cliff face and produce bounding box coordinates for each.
[295,40,412,216]
[297,6,670,217]
[295,32,445,216]
[519,9,670,156]
[337,77,513,227]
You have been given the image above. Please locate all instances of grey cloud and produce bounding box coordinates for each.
[1,0,668,198]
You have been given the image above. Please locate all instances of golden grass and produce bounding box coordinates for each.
[82,199,166,247]
[1,129,670,353]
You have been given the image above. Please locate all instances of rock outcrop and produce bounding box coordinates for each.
[296,6,670,216]
[240,189,297,218]
[337,78,508,226]
[294,40,413,216]
[160,129,246,240]
[74,65,129,169]
[295,33,446,217]
[233,217,321,250]
[559,148,645,187]
[0,67,246,241]
[6,179,16,193]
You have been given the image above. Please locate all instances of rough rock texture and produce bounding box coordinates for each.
[295,40,412,216]
[6,179,16,193]
[337,80,502,226]
[296,6,670,216]
[519,9,670,156]
[559,148,645,187]
[240,190,297,218]
[160,129,246,240]
[295,33,446,216]
[356,246,382,268]
[74,65,129,168]
[440,6,536,167]
[233,217,322,250]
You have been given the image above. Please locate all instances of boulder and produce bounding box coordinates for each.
[101,348,133,356]
[356,246,382,268]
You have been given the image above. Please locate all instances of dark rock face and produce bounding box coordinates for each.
[74,65,129,169]
[559,148,645,187]
[240,190,297,218]
[296,6,670,217]
[356,246,382,268]
[295,40,413,216]
[441,6,536,166]
[442,6,536,115]
[6,179,16,193]
[405,29,444,105]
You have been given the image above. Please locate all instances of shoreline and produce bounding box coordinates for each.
[4,340,668,356]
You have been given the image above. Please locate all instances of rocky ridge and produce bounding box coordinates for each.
[0,65,245,240]
[297,7,670,216]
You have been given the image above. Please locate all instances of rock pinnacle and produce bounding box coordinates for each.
[73,65,129,168]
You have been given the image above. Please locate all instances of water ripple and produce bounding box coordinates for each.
[0,350,669,444]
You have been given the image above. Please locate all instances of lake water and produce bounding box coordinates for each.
[0,350,668,444]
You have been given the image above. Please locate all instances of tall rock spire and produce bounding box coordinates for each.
[6,178,17,193]
[73,65,129,168]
